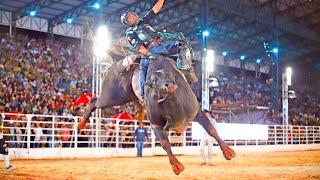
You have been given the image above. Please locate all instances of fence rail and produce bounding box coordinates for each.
[1,113,320,151]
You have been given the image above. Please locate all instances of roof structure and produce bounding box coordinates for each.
[0,0,319,63]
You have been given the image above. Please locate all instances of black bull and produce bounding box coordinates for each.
[78,56,235,175]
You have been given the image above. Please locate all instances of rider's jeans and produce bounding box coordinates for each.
[139,40,178,97]
[139,58,150,97]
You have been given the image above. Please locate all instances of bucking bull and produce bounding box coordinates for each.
[78,55,235,175]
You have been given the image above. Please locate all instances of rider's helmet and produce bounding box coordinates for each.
[121,10,139,27]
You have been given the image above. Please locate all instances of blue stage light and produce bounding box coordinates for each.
[203,30,209,37]
[67,18,73,24]
[222,51,227,56]
[240,55,245,60]
[272,47,279,53]
[256,59,262,64]
[93,3,100,9]
[30,11,36,16]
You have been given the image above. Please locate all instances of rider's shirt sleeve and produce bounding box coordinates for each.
[126,30,144,48]
[140,10,156,24]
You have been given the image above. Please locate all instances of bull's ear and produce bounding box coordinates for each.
[144,81,154,88]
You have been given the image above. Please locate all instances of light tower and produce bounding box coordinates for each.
[92,25,111,147]
[282,67,292,125]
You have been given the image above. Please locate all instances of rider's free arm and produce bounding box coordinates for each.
[138,0,165,55]
[152,0,165,14]
[128,0,165,55]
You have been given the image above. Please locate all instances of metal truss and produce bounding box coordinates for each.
[49,0,118,26]
[49,0,92,26]
[152,0,196,30]
[53,23,83,38]
[200,0,320,59]
[16,16,48,32]
[0,10,11,26]
[1,0,318,61]
[103,0,187,34]
[209,0,320,42]
[104,0,152,25]
[13,0,59,19]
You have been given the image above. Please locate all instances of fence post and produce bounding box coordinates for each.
[74,117,78,148]
[134,121,137,149]
[95,117,99,148]
[183,131,186,148]
[291,126,293,145]
[286,125,288,145]
[115,119,119,149]
[52,116,55,148]
[298,126,301,144]
[282,125,285,145]
[305,126,308,144]
[151,128,155,149]
[313,126,315,144]
[26,114,32,153]
[274,126,277,145]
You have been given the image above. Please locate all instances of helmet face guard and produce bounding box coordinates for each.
[121,11,139,26]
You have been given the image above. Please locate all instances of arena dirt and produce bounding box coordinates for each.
[1,150,319,180]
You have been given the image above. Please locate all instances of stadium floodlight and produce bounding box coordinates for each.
[203,30,209,37]
[93,25,111,58]
[67,18,73,24]
[240,55,245,60]
[206,49,214,73]
[93,3,100,9]
[256,59,262,64]
[272,47,279,54]
[222,51,227,57]
[30,11,36,16]
[286,67,292,86]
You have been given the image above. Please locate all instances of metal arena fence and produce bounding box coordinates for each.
[1,113,320,150]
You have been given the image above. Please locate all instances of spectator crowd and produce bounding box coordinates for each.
[0,32,92,116]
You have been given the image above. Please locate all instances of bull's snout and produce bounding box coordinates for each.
[164,83,178,94]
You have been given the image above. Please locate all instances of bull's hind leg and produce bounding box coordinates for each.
[152,126,184,175]
[195,110,236,160]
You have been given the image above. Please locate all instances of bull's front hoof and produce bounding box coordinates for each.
[171,162,185,175]
[77,119,87,130]
[221,143,236,160]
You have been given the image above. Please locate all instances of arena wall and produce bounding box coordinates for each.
[5,144,320,160]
